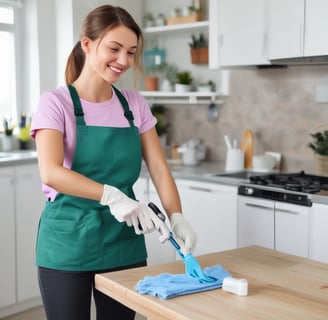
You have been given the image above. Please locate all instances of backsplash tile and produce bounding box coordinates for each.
[165,65,328,173]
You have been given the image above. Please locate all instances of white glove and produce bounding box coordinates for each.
[169,213,197,255]
[100,185,170,240]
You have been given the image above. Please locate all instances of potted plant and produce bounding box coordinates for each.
[189,33,208,64]
[158,62,178,91]
[175,71,193,92]
[309,129,328,176]
[144,64,161,91]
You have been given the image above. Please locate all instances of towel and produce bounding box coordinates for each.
[135,265,231,299]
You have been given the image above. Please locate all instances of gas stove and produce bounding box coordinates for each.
[238,171,328,206]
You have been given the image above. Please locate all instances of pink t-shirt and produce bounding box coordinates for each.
[31,86,156,200]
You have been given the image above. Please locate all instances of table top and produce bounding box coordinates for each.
[95,246,328,320]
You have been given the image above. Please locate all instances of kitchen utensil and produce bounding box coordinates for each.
[148,202,216,283]
[241,129,254,169]
[207,102,219,122]
[177,139,206,166]
[224,135,232,149]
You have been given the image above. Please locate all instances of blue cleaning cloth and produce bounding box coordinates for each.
[135,265,231,299]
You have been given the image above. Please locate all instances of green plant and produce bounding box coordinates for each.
[309,130,328,155]
[158,62,178,85]
[176,71,193,85]
[189,33,207,49]
[151,105,169,136]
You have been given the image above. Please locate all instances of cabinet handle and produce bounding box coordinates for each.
[189,186,212,193]
[275,207,299,215]
[245,203,272,210]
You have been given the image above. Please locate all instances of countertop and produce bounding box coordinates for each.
[95,246,328,320]
[1,151,327,204]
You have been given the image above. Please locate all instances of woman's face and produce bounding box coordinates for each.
[83,25,138,83]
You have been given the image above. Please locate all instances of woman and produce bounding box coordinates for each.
[30,5,197,320]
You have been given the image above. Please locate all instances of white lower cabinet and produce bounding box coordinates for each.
[0,163,44,317]
[175,179,238,256]
[238,195,310,258]
[0,167,16,309]
[133,177,176,266]
[134,177,238,264]
[310,203,328,263]
[15,164,44,302]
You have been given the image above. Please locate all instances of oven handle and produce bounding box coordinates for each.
[246,203,301,214]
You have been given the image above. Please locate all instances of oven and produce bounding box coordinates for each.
[237,171,328,258]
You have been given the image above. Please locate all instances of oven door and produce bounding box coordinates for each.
[238,195,310,258]
[237,195,275,249]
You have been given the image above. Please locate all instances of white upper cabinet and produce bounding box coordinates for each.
[269,0,328,60]
[209,0,270,68]
[268,0,304,59]
[304,0,328,57]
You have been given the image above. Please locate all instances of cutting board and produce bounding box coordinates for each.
[241,129,254,168]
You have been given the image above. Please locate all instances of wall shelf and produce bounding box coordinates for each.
[144,21,209,35]
[140,91,223,105]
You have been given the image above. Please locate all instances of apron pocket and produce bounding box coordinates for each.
[39,218,89,267]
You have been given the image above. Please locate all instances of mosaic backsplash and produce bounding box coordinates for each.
[164,65,328,173]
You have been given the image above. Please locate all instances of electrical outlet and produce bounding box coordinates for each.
[315,84,328,103]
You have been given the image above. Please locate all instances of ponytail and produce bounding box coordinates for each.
[65,41,85,84]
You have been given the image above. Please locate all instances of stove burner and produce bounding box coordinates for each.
[249,171,328,194]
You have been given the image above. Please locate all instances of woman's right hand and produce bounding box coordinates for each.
[100,185,170,240]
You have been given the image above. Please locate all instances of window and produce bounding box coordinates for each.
[0,1,21,131]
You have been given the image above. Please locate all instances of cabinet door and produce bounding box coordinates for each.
[133,176,149,203]
[209,0,269,67]
[275,202,309,258]
[310,203,328,263]
[238,196,274,249]
[15,164,44,302]
[269,0,304,59]
[0,167,16,309]
[176,179,238,256]
[145,180,176,265]
[304,0,328,56]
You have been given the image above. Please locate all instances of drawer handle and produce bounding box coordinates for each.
[245,203,272,210]
[189,186,212,193]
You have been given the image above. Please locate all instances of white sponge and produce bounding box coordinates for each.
[222,277,248,296]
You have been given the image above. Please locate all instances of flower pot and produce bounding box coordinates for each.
[144,76,159,91]
[315,154,328,176]
[190,48,209,64]
[175,83,191,92]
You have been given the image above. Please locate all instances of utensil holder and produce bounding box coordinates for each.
[225,148,244,171]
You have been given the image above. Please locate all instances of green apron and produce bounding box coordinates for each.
[36,85,147,271]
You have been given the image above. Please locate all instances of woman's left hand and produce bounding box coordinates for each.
[169,213,197,255]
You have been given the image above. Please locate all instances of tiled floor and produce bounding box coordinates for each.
[2,306,146,320]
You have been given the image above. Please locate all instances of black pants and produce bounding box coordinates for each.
[38,261,146,320]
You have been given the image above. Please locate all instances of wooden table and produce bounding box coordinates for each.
[95,246,328,320]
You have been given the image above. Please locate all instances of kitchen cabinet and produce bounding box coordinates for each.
[0,167,16,309]
[0,163,44,317]
[269,0,328,60]
[133,176,176,265]
[310,203,328,263]
[238,196,274,249]
[175,179,238,255]
[15,164,44,302]
[209,0,270,68]
[238,195,310,258]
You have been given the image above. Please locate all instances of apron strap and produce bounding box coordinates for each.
[112,86,135,127]
[67,84,86,126]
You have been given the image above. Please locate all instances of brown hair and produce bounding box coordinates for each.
[65,5,144,84]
